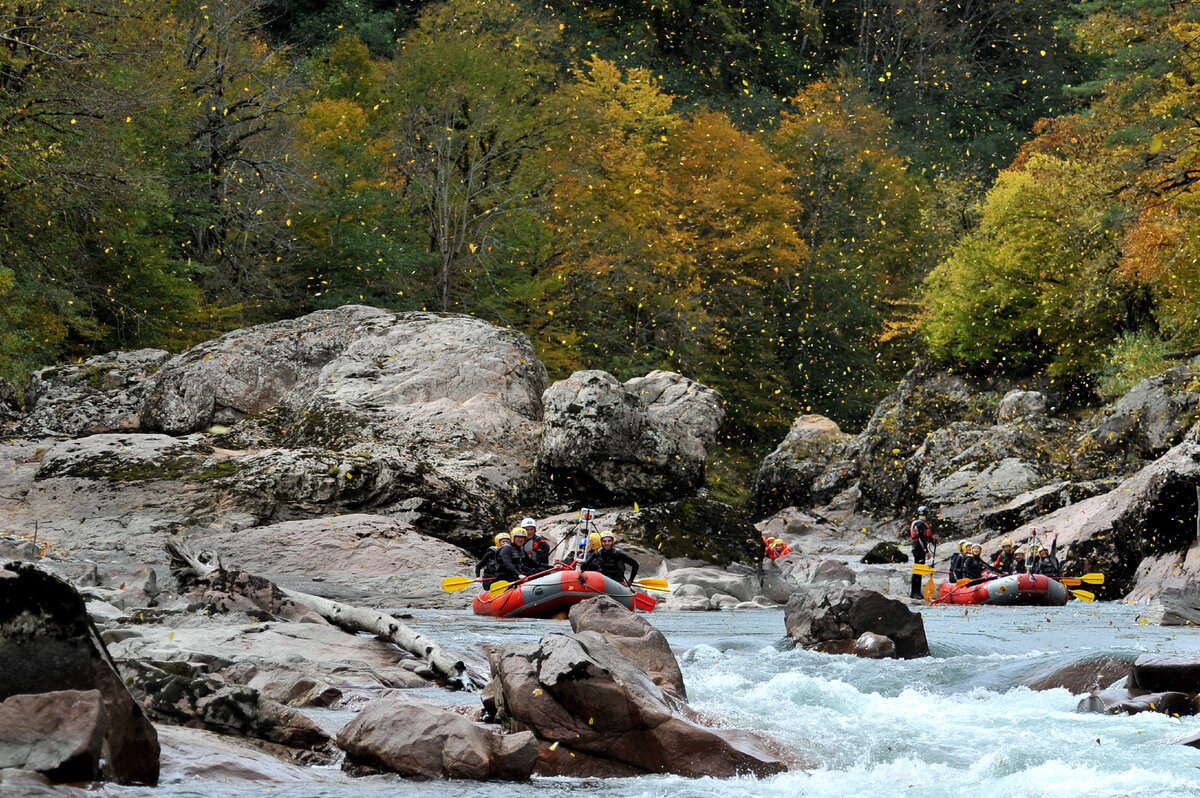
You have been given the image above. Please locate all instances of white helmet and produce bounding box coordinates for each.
[600,530,615,543]
[520,517,536,529]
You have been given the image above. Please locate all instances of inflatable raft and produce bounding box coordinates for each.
[473,567,645,618]
[936,573,1069,606]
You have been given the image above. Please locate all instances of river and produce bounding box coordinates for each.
[100,603,1200,798]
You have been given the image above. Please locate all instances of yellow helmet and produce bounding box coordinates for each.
[511,526,527,540]
[959,542,968,554]
[1002,539,1013,547]
[495,531,512,547]
[587,532,602,551]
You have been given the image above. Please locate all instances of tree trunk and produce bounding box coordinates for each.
[165,538,475,688]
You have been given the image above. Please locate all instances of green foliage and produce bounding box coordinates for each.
[1096,330,1171,400]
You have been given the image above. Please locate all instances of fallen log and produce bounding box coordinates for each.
[165,537,475,689]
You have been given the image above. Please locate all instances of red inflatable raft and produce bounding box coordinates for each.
[473,567,651,618]
[936,573,1069,606]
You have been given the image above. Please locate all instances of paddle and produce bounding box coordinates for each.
[1059,573,1105,586]
[1070,589,1095,602]
[441,575,486,593]
[912,564,946,576]
[489,579,513,596]
[632,578,671,592]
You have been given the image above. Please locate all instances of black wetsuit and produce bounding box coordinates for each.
[498,541,536,582]
[909,518,936,598]
[475,546,500,585]
[582,546,639,584]
[992,550,1015,574]
[1030,540,1060,577]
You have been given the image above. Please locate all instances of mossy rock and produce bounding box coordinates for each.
[861,540,907,564]
[619,498,762,567]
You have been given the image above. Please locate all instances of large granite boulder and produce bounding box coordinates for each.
[568,596,686,698]
[784,586,929,659]
[536,370,723,503]
[488,631,787,778]
[15,350,172,438]
[10,307,549,548]
[338,696,537,780]
[751,415,855,518]
[0,563,159,784]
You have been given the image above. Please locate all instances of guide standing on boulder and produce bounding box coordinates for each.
[909,506,938,599]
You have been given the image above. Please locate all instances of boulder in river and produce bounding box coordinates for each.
[568,595,686,699]
[784,585,929,659]
[337,696,538,781]
[488,630,787,778]
[0,563,160,785]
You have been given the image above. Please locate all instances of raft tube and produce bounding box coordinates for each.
[936,573,1069,606]
[473,567,638,618]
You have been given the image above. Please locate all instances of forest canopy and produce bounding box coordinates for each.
[1,0,1198,478]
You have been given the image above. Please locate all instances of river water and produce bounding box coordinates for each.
[103,603,1200,798]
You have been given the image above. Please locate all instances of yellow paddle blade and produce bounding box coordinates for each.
[441,576,476,592]
[1081,572,1105,585]
[489,580,512,597]
[912,564,936,575]
[955,578,972,587]
[1071,589,1095,602]
[633,578,670,591]
[923,574,935,601]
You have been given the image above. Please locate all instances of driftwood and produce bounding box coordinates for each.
[165,537,473,688]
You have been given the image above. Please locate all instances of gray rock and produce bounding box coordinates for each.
[752,415,854,517]
[536,369,723,503]
[996,390,1047,422]
[1084,358,1200,459]
[16,350,171,437]
[854,632,896,659]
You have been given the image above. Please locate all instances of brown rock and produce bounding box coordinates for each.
[0,690,109,783]
[854,632,896,659]
[1023,657,1132,693]
[785,586,929,659]
[489,631,787,778]
[0,564,159,785]
[568,596,686,698]
[1077,687,1199,717]
[337,696,537,780]
[1129,653,1200,693]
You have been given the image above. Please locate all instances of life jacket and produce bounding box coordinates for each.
[910,518,931,543]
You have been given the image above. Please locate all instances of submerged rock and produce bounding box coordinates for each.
[784,585,929,659]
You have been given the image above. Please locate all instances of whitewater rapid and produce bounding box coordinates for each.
[105,604,1200,798]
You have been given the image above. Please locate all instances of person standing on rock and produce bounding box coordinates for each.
[582,531,639,585]
[498,527,537,583]
[909,506,938,599]
[519,517,552,568]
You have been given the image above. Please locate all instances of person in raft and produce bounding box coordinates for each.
[1029,535,1061,577]
[1011,548,1028,574]
[948,541,968,581]
[909,506,938,599]
[992,539,1016,574]
[582,530,640,585]
[519,516,552,568]
[960,543,997,584]
[498,527,538,583]
[474,531,508,587]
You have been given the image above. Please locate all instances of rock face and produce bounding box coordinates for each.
[338,696,537,780]
[1082,358,1200,460]
[7,307,550,551]
[783,586,929,659]
[17,350,173,438]
[0,563,160,785]
[488,630,786,778]
[568,596,686,698]
[537,370,723,503]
